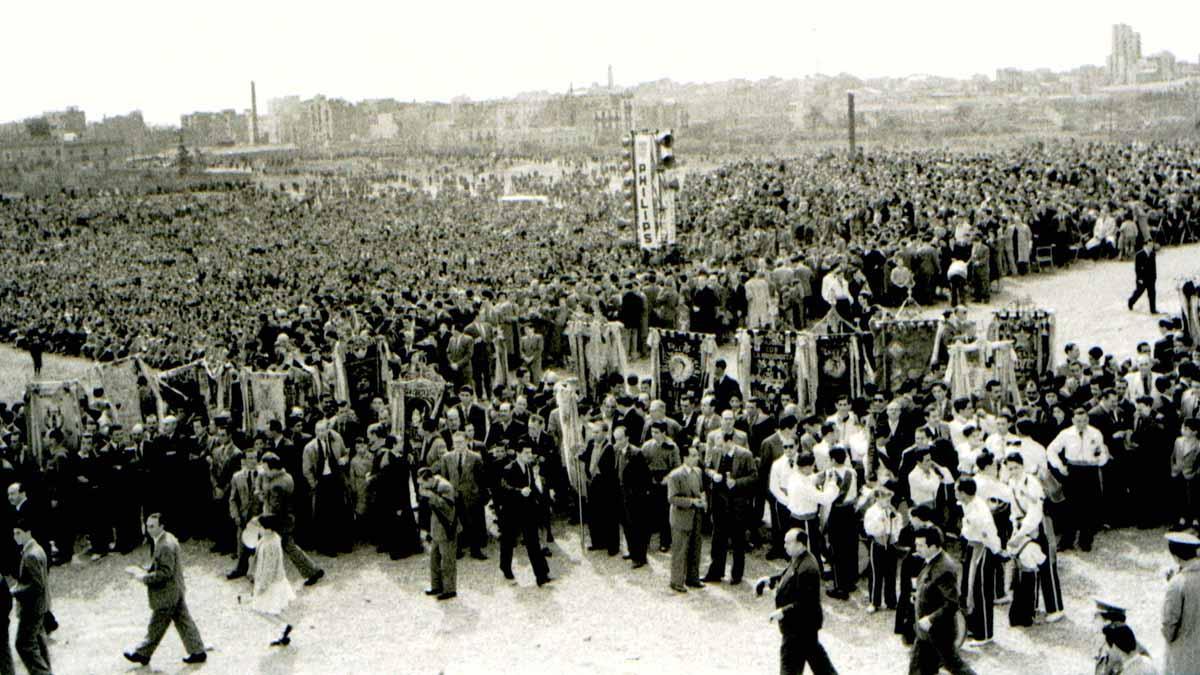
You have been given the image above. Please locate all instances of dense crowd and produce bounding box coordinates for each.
[0,141,1199,672]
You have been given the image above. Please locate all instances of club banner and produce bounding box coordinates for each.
[389,376,446,455]
[946,340,1022,405]
[158,360,214,424]
[988,308,1055,386]
[736,329,800,414]
[89,356,158,431]
[565,317,629,402]
[335,337,391,421]
[241,370,288,432]
[27,380,86,464]
[872,319,942,395]
[649,329,715,416]
[809,333,867,415]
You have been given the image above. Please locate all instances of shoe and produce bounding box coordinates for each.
[866,605,878,614]
[729,577,742,585]
[471,550,489,561]
[686,580,705,589]
[670,584,688,593]
[1080,542,1093,553]
[622,554,633,560]
[123,651,150,665]
[1045,611,1064,623]
[631,561,646,569]
[542,547,553,558]
[586,545,605,551]
[502,570,515,580]
[456,550,466,560]
[826,590,849,601]
[226,569,246,580]
[536,576,553,587]
[304,569,325,586]
[424,589,441,596]
[437,592,457,601]
[659,546,671,553]
[182,652,207,664]
[607,550,620,557]
[701,574,722,583]
[269,636,291,647]
[965,638,993,647]
[546,533,555,543]
[995,595,1012,606]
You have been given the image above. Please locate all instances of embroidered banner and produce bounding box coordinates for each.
[335,337,391,422]
[389,376,446,454]
[989,309,1055,386]
[872,319,942,395]
[27,380,86,463]
[737,329,800,414]
[90,357,158,431]
[241,371,288,432]
[158,360,214,424]
[651,329,711,416]
[815,334,855,415]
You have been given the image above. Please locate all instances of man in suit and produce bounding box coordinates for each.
[666,446,706,592]
[703,433,758,584]
[418,468,458,600]
[225,447,262,580]
[9,520,50,675]
[909,527,976,675]
[123,513,207,666]
[520,325,545,384]
[613,396,645,446]
[581,422,621,555]
[617,428,652,568]
[434,431,488,560]
[446,325,475,392]
[711,360,743,413]
[1127,240,1158,313]
[301,420,352,556]
[755,528,838,675]
[260,452,325,586]
[642,422,682,553]
[498,446,552,586]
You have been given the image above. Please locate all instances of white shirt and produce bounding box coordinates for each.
[1013,437,1049,477]
[768,455,794,505]
[786,471,837,518]
[1008,473,1045,542]
[1047,425,1109,470]
[908,464,943,506]
[961,498,1002,553]
[974,473,1013,510]
[863,502,903,546]
[812,440,832,472]
[956,441,984,475]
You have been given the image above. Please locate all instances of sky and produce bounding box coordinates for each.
[3,0,1198,127]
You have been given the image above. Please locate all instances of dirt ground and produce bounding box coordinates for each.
[0,245,1197,673]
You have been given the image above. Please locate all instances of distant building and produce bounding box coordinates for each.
[88,111,149,150]
[181,109,247,146]
[43,107,87,140]
[1108,23,1142,85]
[0,139,129,169]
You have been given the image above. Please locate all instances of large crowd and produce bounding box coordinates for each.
[0,141,1198,673]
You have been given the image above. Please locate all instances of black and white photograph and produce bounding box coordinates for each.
[2,1,1200,672]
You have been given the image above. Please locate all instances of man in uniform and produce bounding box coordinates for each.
[1162,531,1200,674]
[755,528,838,675]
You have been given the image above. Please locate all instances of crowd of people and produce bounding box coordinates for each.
[0,141,1198,672]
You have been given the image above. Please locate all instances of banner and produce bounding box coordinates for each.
[1180,281,1199,342]
[158,360,214,424]
[335,337,391,421]
[389,376,446,454]
[872,319,942,395]
[283,362,321,412]
[650,329,714,416]
[89,357,157,431]
[241,370,288,432]
[27,381,86,464]
[988,309,1055,386]
[554,380,587,498]
[565,316,629,402]
[946,340,1022,405]
[736,329,800,414]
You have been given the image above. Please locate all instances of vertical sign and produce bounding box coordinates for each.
[633,132,659,249]
[658,174,676,247]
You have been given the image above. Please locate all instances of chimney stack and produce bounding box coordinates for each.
[250,81,259,145]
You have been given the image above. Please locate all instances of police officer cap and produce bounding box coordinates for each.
[1093,598,1127,622]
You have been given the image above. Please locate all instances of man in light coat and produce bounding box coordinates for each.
[124,513,207,666]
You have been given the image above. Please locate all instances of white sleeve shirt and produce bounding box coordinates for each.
[907,465,941,506]
[786,471,837,518]
[769,456,794,505]
[961,498,1002,553]
[1047,425,1109,471]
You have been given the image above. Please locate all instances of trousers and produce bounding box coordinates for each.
[134,597,204,658]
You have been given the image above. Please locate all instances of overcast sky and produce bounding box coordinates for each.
[3,0,1197,127]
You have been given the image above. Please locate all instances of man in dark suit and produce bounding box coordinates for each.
[617,429,653,568]
[1127,240,1158,313]
[702,433,758,584]
[613,396,645,446]
[666,447,706,592]
[581,424,621,555]
[755,528,838,675]
[910,527,976,675]
[498,446,552,586]
[124,513,207,666]
[711,360,743,413]
[260,453,324,586]
[10,520,50,675]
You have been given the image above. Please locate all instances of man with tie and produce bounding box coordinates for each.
[123,514,207,666]
[702,433,757,584]
[755,528,839,675]
[435,432,488,560]
[10,520,50,675]
[1127,240,1158,313]
[666,446,706,592]
[711,360,744,413]
[499,446,552,586]
[302,420,352,556]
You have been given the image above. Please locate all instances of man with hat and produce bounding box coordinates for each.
[1093,599,1151,675]
[1163,531,1200,674]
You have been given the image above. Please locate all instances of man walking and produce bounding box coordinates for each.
[418,468,458,601]
[910,527,975,675]
[124,513,207,666]
[499,446,552,586]
[10,520,50,675]
[260,453,325,586]
[1127,240,1158,313]
[756,528,838,675]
